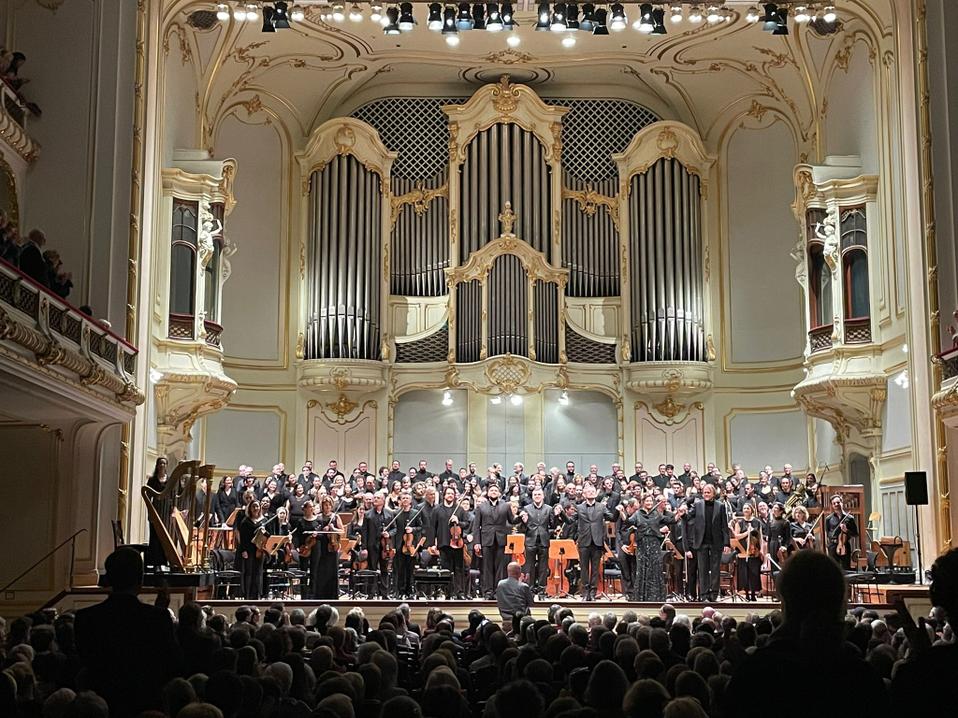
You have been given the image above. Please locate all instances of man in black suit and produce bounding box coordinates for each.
[360,493,395,597]
[518,487,560,594]
[576,482,615,601]
[74,548,180,716]
[474,484,516,598]
[685,482,730,601]
[437,458,457,485]
[17,228,48,286]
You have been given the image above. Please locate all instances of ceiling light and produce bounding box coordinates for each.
[216,3,230,21]
[609,3,627,31]
[651,7,667,33]
[501,1,516,28]
[562,32,576,47]
[330,1,345,21]
[635,2,654,32]
[510,394,523,406]
[245,3,259,21]
[822,4,836,22]
[232,3,248,21]
[442,390,454,406]
[491,395,503,405]
[566,3,579,29]
[369,3,383,21]
[706,4,721,23]
[688,4,703,23]
[445,33,460,45]
[457,2,474,29]
[262,5,276,31]
[551,2,567,31]
[383,5,400,33]
[745,5,759,22]
[558,390,569,405]
[592,6,609,34]
[486,2,504,30]
[472,3,486,29]
[773,5,788,34]
[427,2,443,29]
[443,6,460,41]
[794,4,810,22]
[761,3,778,31]
[535,2,550,30]
[669,4,683,22]
[506,31,520,45]
[579,3,595,31]
[273,1,291,28]
[290,4,305,21]
[398,2,416,30]
[348,2,363,21]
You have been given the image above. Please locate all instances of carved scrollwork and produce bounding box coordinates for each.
[390,181,448,227]
[562,187,620,231]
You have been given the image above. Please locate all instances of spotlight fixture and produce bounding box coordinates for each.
[245,2,259,21]
[651,7,667,33]
[772,5,788,34]
[261,4,276,31]
[706,4,721,23]
[330,1,345,21]
[398,2,416,30]
[566,3,579,30]
[369,2,383,22]
[472,3,486,30]
[579,3,595,31]
[506,31,521,46]
[383,5,400,33]
[457,2,474,29]
[510,394,523,406]
[558,390,569,405]
[427,2,443,30]
[446,34,460,46]
[535,2,550,30]
[216,3,230,21]
[348,2,363,21]
[562,32,576,47]
[273,1,291,28]
[232,3,247,21]
[290,4,305,21]
[669,3,683,22]
[745,5,760,22]
[442,4,460,41]
[794,4,810,22]
[761,3,778,31]
[486,2,504,31]
[822,4,837,23]
[490,395,503,405]
[688,4,703,23]
[609,3,627,31]
[501,1,516,28]
[442,390,454,406]
[635,2,654,32]
[592,6,608,34]
[551,2,567,31]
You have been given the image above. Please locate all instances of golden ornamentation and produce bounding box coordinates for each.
[485,354,531,394]
[706,335,716,362]
[562,187,620,231]
[330,366,351,391]
[654,395,684,420]
[163,23,193,65]
[446,232,568,287]
[656,128,679,158]
[482,49,537,65]
[335,124,356,153]
[498,201,517,235]
[295,332,305,360]
[551,122,563,162]
[746,100,770,122]
[240,94,263,116]
[390,181,448,227]
[491,75,521,115]
[450,208,458,246]
[299,241,306,279]
[327,393,358,421]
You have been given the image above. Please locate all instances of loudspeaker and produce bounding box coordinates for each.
[904,471,929,506]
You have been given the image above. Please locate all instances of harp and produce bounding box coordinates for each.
[141,460,216,571]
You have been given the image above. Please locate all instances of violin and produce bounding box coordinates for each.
[622,529,638,556]
[382,531,397,561]
[450,522,464,549]
[401,531,423,557]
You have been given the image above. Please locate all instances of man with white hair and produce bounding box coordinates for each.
[496,561,534,627]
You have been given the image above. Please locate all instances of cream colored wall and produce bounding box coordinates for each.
[824,45,879,173]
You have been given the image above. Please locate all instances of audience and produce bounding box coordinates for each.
[0,214,74,299]
[3,547,957,718]
[0,48,41,116]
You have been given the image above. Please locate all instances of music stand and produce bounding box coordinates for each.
[549,540,578,598]
[506,534,525,560]
[338,512,354,527]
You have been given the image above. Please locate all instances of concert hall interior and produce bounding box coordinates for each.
[3,1,958,716]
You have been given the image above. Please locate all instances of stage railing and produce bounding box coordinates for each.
[0,528,87,596]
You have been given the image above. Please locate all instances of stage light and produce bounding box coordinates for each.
[398,2,416,30]
[579,3,595,31]
[457,2,474,29]
[273,1,291,28]
[442,5,460,41]
[562,32,576,47]
[245,3,259,21]
[558,390,569,405]
[761,3,778,31]
[535,2,550,30]
[566,3,579,29]
[688,4,703,23]
[822,4,837,23]
[609,3,627,31]
[427,2,443,29]
[669,3,683,22]
[348,2,363,21]
[592,6,608,34]
[442,391,454,406]
[651,7,666,33]
[472,3,486,30]
[330,1,345,21]
[232,3,248,21]
[261,5,276,31]
[290,4,305,21]
[745,5,759,22]
[369,2,383,21]
[794,4,810,22]
[216,3,230,21]
[551,2,567,31]
[506,31,521,46]
[635,3,654,32]
[706,4,721,23]
[772,5,788,34]
[502,1,516,28]
[486,2,504,30]
[510,394,523,406]
[491,395,503,405]
[383,5,400,33]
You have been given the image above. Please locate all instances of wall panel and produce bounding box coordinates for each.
[727,409,808,473]
[393,390,467,470]
[204,407,283,475]
[544,390,617,470]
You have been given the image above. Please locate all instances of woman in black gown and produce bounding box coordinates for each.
[238,500,266,599]
[630,494,686,602]
[145,457,169,568]
[731,502,764,601]
[299,497,344,599]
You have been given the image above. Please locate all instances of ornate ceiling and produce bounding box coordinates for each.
[159,1,895,157]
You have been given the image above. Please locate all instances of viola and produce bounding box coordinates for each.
[450,522,464,549]
[622,530,638,556]
[382,531,397,561]
[299,533,318,558]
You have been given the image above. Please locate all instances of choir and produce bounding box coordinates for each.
[194,457,857,602]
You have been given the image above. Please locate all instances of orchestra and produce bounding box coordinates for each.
[184,455,863,603]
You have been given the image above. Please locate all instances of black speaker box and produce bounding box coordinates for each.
[904,471,929,506]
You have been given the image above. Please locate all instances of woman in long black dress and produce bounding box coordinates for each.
[238,500,266,599]
[299,497,344,599]
[145,457,169,568]
[731,502,763,601]
[630,494,686,602]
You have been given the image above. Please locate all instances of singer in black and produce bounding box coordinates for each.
[360,494,395,598]
[731,502,763,601]
[517,487,559,594]
[434,486,468,598]
[474,484,516,598]
[575,483,615,601]
[237,500,265,600]
[825,495,858,570]
[392,493,421,599]
[685,483,731,602]
[614,498,640,599]
[632,495,686,602]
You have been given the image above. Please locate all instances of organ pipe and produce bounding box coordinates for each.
[562,175,619,297]
[390,174,449,296]
[306,155,382,360]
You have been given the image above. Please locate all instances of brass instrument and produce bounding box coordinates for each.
[783,481,807,518]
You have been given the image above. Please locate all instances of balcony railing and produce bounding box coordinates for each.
[934,346,958,383]
[204,320,223,348]
[0,259,142,404]
[809,324,833,353]
[844,316,872,344]
[0,82,39,162]
[168,312,195,340]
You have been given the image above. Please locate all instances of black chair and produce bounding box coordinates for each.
[210,549,242,598]
[111,519,148,559]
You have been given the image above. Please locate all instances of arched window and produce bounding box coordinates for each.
[806,209,831,329]
[203,202,224,322]
[169,199,198,337]
[840,207,870,343]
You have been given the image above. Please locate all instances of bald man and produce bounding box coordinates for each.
[496,561,534,628]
